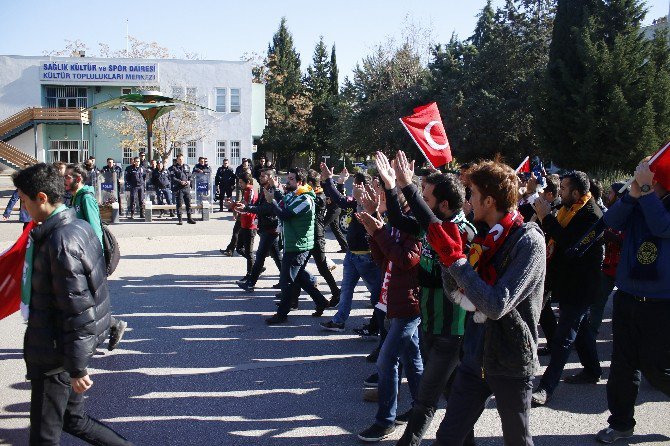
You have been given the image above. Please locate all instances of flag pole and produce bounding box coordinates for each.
[515,156,530,174]
[399,118,436,170]
[618,140,670,194]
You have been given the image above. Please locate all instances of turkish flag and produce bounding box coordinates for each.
[650,141,670,190]
[400,102,452,168]
[515,156,530,173]
[0,221,35,320]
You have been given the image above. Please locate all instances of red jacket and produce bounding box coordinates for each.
[240,185,258,230]
[369,225,421,319]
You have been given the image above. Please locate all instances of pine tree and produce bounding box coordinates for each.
[304,37,335,163]
[261,18,311,167]
[329,44,339,97]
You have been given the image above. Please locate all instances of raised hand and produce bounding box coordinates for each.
[320,162,334,180]
[352,182,365,203]
[394,150,415,188]
[375,151,396,190]
[338,166,350,185]
[361,184,380,214]
[355,211,384,236]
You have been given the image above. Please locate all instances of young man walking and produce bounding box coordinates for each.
[596,160,670,444]
[265,168,330,324]
[532,171,604,405]
[235,172,258,282]
[64,163,128,351]
[410,155,545,446]
[13,163,133,445]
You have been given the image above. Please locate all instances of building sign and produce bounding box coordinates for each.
[39,61,159,85]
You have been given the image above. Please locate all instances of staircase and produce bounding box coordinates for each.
[0,107,90,169]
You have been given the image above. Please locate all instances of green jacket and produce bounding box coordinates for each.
[71,185,104,250]
[272,185,316,252]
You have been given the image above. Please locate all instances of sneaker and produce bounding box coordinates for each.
[235,277,249,286]
[395,408,412,425]
[312,304,327,317]
[531,387,551,406]
[366,348,380,363]
[354,324,379,338]
[363,373,378,388]
[564,371,600,385]
[596,427,634,444]
[108,320,128,351]
[537,346,551,356]
[358,424,396,442]
[265,314,287,325]
[220,249,233,257]
[236,281,255,292]
[320,320,345,332]
[363,387,379,402]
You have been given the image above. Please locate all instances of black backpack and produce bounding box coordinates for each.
[82,191,120,276]
[101,222,120,276]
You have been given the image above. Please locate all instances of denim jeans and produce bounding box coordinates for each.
[29,371,133,445]
[607,291,670,431]
[155,188,172,205]
[433,368,533,446]
[248,231,282,285]
[331,252,382,325]
[590,273,616,335]
[375,315,423,428]
[539,301,602,394]
[398,333,462,446]
[277,250,328,317]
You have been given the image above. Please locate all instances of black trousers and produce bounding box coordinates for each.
[128,186,144,216]
[398,333,462,446]
[29,371,133,446]
[433,369,533,446]
[310,240,339,295]
[606,291,670,431]
[277,250,328,317]
[323,206,348,251]
[539,293,557,349]
[217,185,234,211]
[174,188,192,217]
[225,218,242,252]
[248,231,282,285]
[239,228,257,276]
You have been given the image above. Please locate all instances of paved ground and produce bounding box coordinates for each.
[0,174,669,446]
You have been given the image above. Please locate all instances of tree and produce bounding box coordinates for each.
[537,0,669,171]
[260,18,311,167]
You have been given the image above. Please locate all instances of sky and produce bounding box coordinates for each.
[1,0,669,81]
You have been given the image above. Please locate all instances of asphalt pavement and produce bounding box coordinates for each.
[0,174,668,446]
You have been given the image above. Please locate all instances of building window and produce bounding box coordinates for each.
[230,140,241,166]
[122,147,133,165]
[216,140,227,164]
[186,87,197,103]
[45,87,88,108]
[187,140,197,165]
[215,88,227,113]
[171,86,184,100]
[230,88,241,113]
[48,140,88,163]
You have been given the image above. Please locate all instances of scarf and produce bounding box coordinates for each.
[295,184,313,196]
[21,205,67,320]
[546,192,591,262]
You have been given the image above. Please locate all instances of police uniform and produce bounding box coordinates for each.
[171,163,195,224]
[124,164,146,218]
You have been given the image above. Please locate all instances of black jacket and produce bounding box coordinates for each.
[246,186,280,233]
[313,188,327,241]
[171,164,192,190]
[322,178,370,252]
[542,197,604,304]
[124,165,146,188]
[100,165,122,184]
[24,208,111,379]
[152,168,171,189]
[215,166,236,189]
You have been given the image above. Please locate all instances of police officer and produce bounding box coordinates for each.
[215,158,236,212]
[138,151,149,169]
[172,153,196,225]
[152,160,174,218]
[101,158,123,208]
[124,156,146,219]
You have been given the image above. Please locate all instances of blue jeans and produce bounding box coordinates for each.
[539,302,602,394]
[277,250,328,316]
[156,188,172,205]
[331,252,382,325]
[376,315,423,428]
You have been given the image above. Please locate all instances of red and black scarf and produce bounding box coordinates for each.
[468,211,524,285]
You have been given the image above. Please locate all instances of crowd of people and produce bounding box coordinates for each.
[3,147,669,445]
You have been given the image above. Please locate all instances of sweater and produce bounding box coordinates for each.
[71,186,104,249]
[270,186,316,252]
[604,192,670,299]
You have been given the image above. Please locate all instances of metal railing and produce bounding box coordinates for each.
[0,107,90,139]
[0,141,38,168]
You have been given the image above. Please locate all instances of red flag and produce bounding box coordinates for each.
[0,221,35,320]
[650,141,670,190]
[515,156,530,173]
[400,102,452,168]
